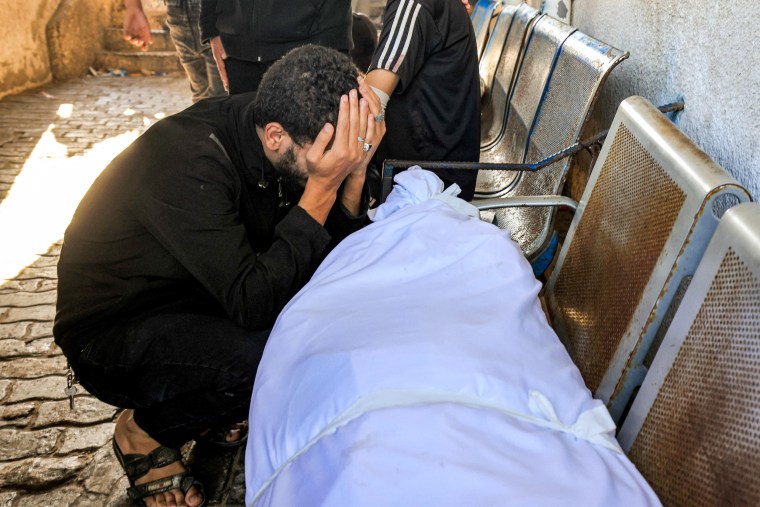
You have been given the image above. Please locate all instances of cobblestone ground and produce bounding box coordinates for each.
[0,75,245,506]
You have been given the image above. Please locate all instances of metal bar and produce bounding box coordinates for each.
[379,101,683,203]
[473,195,578,211]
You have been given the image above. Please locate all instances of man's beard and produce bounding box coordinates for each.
[272,145,307,188]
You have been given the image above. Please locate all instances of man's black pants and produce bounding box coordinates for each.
[72,312,270,448]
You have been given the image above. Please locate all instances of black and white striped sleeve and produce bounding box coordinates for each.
[370,0,438,92]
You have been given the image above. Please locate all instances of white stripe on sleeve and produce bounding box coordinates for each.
[377,0,421,70]
[392,3,422,73]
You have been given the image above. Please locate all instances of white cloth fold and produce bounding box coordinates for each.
[248,388,624,504]
[368,166,479,221]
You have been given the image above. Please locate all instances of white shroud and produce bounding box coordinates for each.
[245,168,660,507]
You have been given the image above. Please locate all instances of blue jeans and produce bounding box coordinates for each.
[165,0,226,102]
[73,310,269,448]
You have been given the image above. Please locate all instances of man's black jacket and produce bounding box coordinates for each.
[54,93,368,357]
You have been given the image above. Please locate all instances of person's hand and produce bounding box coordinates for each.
[356,75,387,173]
[299,87,384,218]
[305,89,370,191]
[210,36,229,91]
[122,1,153,51]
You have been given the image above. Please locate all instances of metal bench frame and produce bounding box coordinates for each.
[617,201,760,504]
[544,96,751,423]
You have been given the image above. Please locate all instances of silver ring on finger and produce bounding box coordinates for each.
[362,142,372,152]
[374,113,385,123]
[357,136,365,143]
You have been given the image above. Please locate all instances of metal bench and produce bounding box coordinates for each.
[476,13,627,260]
[470,0,503,60]
[617,201,760,505]
[543,96,752,423]
[382,11,627,267]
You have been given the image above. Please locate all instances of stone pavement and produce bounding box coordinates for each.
[0,75,245,506]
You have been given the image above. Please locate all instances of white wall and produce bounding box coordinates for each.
[570,0,760,200]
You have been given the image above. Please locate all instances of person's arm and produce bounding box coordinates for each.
[362,68,398,106]
[199,0,228,90]
[209,37,229,91]
[199,0,219,42]
[364,0,439,115]
[122,0,153,51]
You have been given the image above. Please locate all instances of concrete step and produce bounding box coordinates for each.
[103,27,175,52]
[95,50,182,74]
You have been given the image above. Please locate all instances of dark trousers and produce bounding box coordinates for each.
[165,0,225,102]
[73,312,270,448]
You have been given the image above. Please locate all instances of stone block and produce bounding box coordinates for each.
[34,396,117,428]
[9,487,87,507]
[7,375,66,402]
[27,322,54,340]
[58,423,114,455]
[95,51,182,74]
[81,445,127,495]
[30,255,59,268]
[0,356,66,379]
[0,491,18,507]
[0,279,57,293]
[0,379,10,399]
[13,266,57,279]
[0,338,54,359]
[105,477,131,506]
[0,305,55,324]
[0,402,36,426]
[0,322,28,340]
[0,292,56,307]
[0,455,90,489]
[0,428,61,460]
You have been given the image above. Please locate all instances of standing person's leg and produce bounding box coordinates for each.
[185,0,226,98]
[165,0,224,101]
[72,312,269,506]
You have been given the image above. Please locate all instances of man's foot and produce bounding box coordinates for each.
[114,410,204,507]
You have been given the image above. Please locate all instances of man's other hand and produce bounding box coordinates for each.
[210,36,229,91]
[123,0,153,51]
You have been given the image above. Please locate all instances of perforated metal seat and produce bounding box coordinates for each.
[475,14,627,260]
[617,201,760,506]
[544,96,752,423]
[470,0,503,60]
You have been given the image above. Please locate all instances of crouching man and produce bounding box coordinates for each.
[53,45,384,507]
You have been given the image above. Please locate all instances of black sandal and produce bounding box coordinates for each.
[196,421,248,448]
[112,438,205,506]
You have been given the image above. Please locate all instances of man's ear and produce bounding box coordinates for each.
[262,122,287,151]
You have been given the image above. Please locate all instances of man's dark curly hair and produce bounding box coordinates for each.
[253,45,359,145]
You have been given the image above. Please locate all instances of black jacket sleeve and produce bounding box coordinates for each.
[199,0,219,43]
[322,181,371,253]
